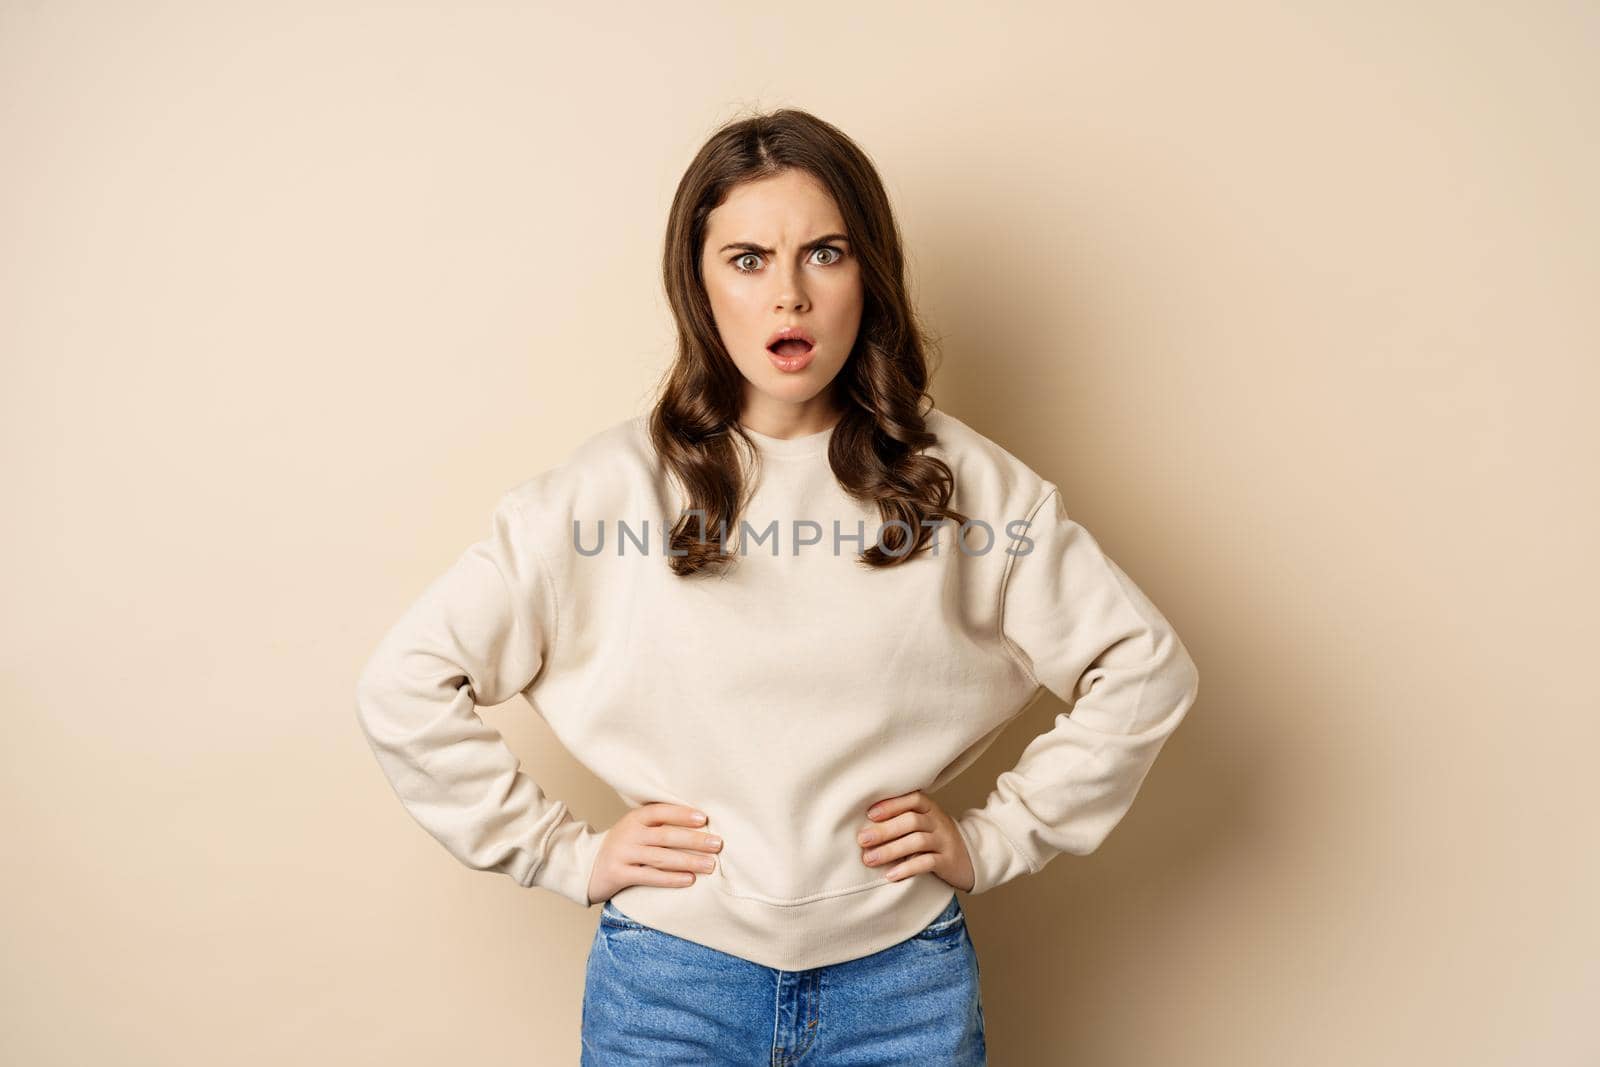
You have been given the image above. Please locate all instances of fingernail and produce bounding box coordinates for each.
[692,812,707,823]
[857,830,872,844]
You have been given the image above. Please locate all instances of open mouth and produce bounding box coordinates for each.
[767,339,814,357]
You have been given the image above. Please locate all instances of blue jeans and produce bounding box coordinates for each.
[582,891,986,1065]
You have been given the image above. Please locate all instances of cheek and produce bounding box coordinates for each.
[702,280,763,362]
[826,272,865,325]
[700,277,738,335]
[704,274,757,323]
[829,264,863,304]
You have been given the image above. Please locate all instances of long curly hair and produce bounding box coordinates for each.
[649,107,969,577]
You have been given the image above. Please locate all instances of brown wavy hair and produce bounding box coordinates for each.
[649,108,969,577]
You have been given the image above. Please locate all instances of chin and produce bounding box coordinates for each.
[756,382,820,403]
[752,377,830,404]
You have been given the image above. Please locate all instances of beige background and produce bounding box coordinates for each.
[3,1,1596,1063]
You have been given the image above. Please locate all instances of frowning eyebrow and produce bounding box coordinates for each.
[718,232,850,255]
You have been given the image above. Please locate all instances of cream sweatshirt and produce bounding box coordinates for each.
[355,407,1199,971]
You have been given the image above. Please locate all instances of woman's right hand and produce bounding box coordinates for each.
[586,802,723,906]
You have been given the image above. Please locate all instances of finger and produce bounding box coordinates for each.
[862,830,935,867]
[866,791,928,821]
[643,826,723,853]
[858,810,928,846]
[632,844,718,874]
[882,851,939,882]
[640,803,709,828]
[626,865,698,888]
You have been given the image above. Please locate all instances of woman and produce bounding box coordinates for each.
[356,108,1200,1064]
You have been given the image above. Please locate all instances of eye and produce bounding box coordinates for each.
[728,246,846,274]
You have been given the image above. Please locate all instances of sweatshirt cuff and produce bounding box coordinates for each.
[525,810,607,908]
[953,809,1036,896]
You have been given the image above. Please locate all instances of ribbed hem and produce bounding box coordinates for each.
[604,870,958,971]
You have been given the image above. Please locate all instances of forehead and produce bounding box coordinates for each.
[704,169,844,241]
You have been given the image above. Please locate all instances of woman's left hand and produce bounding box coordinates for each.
[857,789,976,892]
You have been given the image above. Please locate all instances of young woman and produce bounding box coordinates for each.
[356,108,1200,1065]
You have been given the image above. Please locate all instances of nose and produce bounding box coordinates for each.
[772,260,810,313]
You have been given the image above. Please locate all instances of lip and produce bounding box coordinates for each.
[765,325,816,351]
[767,344,816,373]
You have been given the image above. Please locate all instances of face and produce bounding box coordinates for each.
[699,168,864,430]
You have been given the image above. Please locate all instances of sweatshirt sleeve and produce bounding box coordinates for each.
[354,488,606,908]
[952,484,1200,896]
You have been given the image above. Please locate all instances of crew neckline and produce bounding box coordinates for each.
[739,420,836,458]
